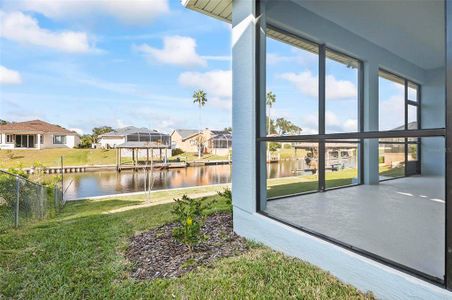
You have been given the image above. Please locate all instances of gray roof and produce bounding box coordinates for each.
[211,130,231,135]
[210,133,232,141]
[173,129,201,140]
[392,121,418,131]
[117,141,171,149]
[100,126,165,138]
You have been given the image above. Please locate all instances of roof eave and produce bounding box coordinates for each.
[182,0,232,24]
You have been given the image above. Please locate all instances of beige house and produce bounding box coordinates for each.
[171,129,231,155]
[0,120,80,150]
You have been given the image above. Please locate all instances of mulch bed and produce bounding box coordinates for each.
[126,212,248,280]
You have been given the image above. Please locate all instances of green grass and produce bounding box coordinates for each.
[172,152,230,162]
[0,149,231,169]
[267,169,358,198]
[0,194,372,299]
[379,166,405,178]
[0,148,120,169]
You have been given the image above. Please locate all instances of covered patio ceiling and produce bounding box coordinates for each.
[183,0,445,70]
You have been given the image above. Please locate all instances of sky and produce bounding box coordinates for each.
[0,0,405,136]
[0,0,231,135]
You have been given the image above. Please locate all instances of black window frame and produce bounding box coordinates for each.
[256,22,447,287]
[262,25,365,200]
[378,69,422,181]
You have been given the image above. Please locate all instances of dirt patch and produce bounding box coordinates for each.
[126,213,248,279]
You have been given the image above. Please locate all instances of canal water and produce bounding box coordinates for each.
[60,158,355,200]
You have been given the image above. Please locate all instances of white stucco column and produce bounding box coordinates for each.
[363,62,380,184]
[232,0,266,215]
[37,134,41,149]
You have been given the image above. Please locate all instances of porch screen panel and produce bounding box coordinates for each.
[266,31,319,136]
[266,141,319,199]
[325,50,359,133]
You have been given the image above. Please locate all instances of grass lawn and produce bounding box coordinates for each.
[267,168,358,198]
[379,165,405,178]
[0,194,372,299]
[0,149,231,169]
[172,152,229,162]
[0,148,120,169]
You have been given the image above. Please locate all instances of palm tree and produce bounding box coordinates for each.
[266,91,276,135]
[193,89,208,158]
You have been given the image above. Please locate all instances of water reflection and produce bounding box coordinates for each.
[62,165,232,200]
[61,160,355,200]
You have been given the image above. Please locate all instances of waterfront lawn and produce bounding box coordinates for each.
[0,195,372,299]
[172,152,230,162]
[0,148,120,169]
[0,149,231,169]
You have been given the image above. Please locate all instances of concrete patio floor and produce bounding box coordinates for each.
[266,176,445,279]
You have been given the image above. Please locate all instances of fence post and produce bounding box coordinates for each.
[15,175,20,227]
[54,185,58,212]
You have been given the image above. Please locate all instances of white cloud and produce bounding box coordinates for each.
[178,70,232,109]
[278,70,357,100]
[325,75,357,99]
[0,65,22,84]
[325,111,357,133]
[179,70,231,98]
[0,11,95,53]
[14,0,169,25]
[278,71,318,98]
[379,95,405,130]
[135,36,207,67]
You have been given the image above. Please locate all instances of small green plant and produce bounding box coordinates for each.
[172,148,184,156]
[217,188,232,213]
[171,194,212,252]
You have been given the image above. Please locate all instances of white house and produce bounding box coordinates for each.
[98,127,172,159]
[0,120,80,150]
[97,127,171,150]
[184,0,452,298]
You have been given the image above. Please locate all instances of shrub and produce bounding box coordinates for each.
[172,148,184,156]
[269,142,281,152]
[283,143,292,149]
[171,194,212,252]
[217,188,232,213]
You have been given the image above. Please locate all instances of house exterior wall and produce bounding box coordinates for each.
[231,0,449,298]
[98,136,126,149]
[171,130,222,154]
[171,133,200,153]
[0,132,79,149]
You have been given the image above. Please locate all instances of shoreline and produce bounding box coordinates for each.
[68,182,231,201]
[2,160,232,174]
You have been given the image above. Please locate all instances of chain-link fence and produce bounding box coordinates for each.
[0,170,64,232]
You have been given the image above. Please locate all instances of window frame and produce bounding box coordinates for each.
[256,24,446,286]
[53,135,66,145]
[378,69,422,181]
[262,25,365,199]
[6,134,13,143]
